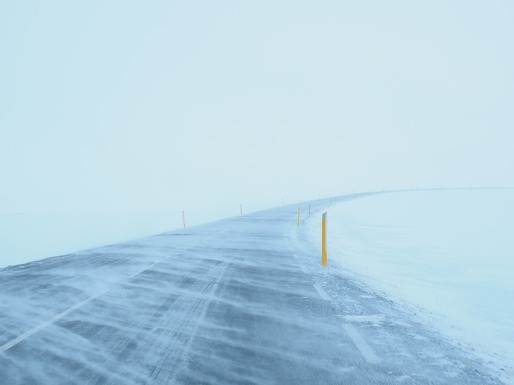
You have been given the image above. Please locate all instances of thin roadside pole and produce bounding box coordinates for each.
[322,212,327,267]
[182,211,186,228]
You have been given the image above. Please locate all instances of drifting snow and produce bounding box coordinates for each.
[306,189,514,383]
[0,193,507,384]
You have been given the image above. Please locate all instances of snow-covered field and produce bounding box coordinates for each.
[306,189,514,382]
[0,212,178,268]
[0,205,256,268]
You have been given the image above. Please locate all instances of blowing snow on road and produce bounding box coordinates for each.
[0,190,511,384]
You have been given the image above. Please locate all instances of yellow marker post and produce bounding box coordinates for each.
[321,212,327,267]
[182,211,186,228]
[297,207,301,225]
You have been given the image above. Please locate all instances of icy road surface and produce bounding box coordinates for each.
[0,195,504,384]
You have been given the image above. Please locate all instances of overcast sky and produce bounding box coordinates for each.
[1,0,513,224]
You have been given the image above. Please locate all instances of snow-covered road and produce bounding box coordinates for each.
[0,195,504,384]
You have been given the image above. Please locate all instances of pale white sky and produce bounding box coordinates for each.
[1,0,513,223]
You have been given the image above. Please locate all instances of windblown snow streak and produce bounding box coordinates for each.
[0,194,505,384]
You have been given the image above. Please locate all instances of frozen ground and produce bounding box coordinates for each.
[0,211,176,268]
[305,189,514,384]
[0,193,507,384]
[0,204,256,268]
[0,197,501,385]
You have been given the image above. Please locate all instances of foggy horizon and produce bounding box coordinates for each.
[2,1,513,223]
